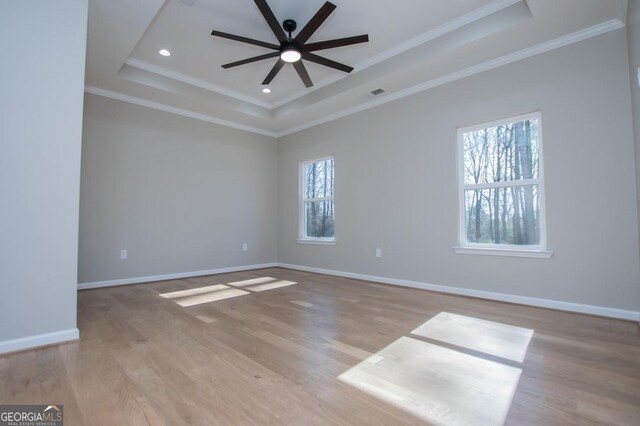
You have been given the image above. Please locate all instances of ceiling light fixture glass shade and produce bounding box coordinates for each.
[280,48,301,63]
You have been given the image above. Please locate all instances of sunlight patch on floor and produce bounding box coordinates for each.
[339,312,533,425]
[247,280,297,292]
[159,278,299,307]
[411,312,534,362]
[338,336,522,426]
[175,287,250,307]
[159,284,229,299]
[227,277,277,287]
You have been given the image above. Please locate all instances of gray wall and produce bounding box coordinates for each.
[0,1,87,342]
[79,95,278,284]
[629,0,640,289]
[278,30,640,311]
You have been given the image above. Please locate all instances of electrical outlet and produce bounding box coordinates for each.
[120,249,127,260]
[242,243,248,251]
[375,248,382,258]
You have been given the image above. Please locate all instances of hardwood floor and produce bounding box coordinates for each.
[1,267,639,425]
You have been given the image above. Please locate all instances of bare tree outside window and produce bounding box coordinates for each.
[459,113,546,248]
[301,157,334,239]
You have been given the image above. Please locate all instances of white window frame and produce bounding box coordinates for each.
[298,156,336,245]
[454,112,552,258]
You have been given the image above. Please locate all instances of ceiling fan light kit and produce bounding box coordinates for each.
[280,48,301,63]
[211,0,369,88]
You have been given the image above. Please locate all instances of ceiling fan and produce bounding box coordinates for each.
[211,0,369,88]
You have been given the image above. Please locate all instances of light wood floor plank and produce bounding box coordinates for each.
[0,267,638,425]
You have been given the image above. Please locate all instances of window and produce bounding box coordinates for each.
[299,157,335,243]
[457,112,548,254]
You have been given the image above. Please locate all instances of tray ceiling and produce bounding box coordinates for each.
[85,0,628,137]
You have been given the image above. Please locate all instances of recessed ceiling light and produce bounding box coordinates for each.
[262,88,271,94]
[159,49,171,57]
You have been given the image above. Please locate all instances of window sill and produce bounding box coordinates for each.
[453,247,553,258]
[297,239,336,246]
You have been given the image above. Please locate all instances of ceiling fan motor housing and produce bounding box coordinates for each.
[283,19,297,37]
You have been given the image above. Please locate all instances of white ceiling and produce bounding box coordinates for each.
[85,0,628,137]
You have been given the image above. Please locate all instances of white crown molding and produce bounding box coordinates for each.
[87,19,624,139]
[125,58,273,109]
[0,328,79,355]
[276,19,625,137]
[277,263,640,322]
[271,0,524,108]
[84,86,278,137]
[77,262,279,290]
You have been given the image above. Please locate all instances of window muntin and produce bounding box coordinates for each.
[300,157,335,240]
[458,113,546,249]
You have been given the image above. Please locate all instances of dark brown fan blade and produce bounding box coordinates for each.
[301,52,353,73]
[293,61,313,87]
[211,30,280,50]
[254,0,287,43]
[294,1,336,45]
[262,59,286,85]
[222,52,280,69]
[304,34,369,52]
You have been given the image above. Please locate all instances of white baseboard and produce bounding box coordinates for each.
[277,263,640,322]
[0,328,79,355]
[77,262,279,290]
[75,260,639,322]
